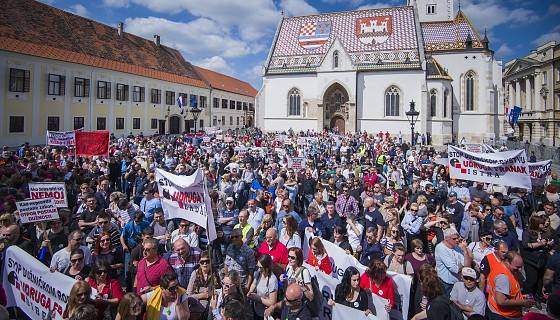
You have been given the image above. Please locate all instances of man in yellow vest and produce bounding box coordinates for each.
[233,209,254,248]
[487,251,535,320]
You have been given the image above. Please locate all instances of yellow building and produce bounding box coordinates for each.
[0,0,256,147]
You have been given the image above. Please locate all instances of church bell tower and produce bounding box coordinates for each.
[408,0,454,22]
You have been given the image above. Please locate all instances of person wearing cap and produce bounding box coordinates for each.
[224,228,255,289]
[443,191,465,229]
[218,197,239,240]
[450,267,486,319]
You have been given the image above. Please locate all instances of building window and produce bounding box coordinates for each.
[116,118,125,130]
[230,100,235,110]
[236,117,240,126]
[116,83,129,101]
[333,51,339,68]
[199,119,204,129]
[430,89,437,117]
[165,91,175,105]
[151,119,158,129]
[200,96,207,108]
[151,89,161,104]
[230,116,233,125]
[133,118,141,130]
[74,77,90,97]
[288,88,301,116]
[385,86,400,116]
[443,89,449,117]
[96,117,106,130]
[222,99,228,109]
[221,116,225,125]
[465,71,476,111]
[543,71,547,83]
[9,116,24,133]
[73,117,84,130]
[427,4,436,14]
[9,68,30,92]
[543,96,547,109]
[236,101,242,110]
[133,86,145,102]
[213,97,219,108]
[97,81,111,99]
[213,116,217,126]
[243,102,248,110]
[249,103,254,111]
[191,94,198,108]
[47,116,60,131]
[48,74,65,96]
[242,116,245,126]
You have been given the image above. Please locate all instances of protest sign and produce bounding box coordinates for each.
[75,131,109,156]
[16,198,59,223]
[3,246,95,320]
[288,157,305,170]
[28,182,68,208]
[216,134,223,140]
[156,168,217,241]
[304,236,412,320]
[46,130,76,146]
[224,136,234,143]
[448,145,531,190]
[202,136,211,143]
[529,160,552,186]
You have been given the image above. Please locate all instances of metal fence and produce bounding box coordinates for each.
[506,141,560,166]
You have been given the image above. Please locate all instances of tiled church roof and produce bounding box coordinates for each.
[0,0,208,88]
[426,56,452,80]
[421,10,484,52]
[267,6,422,74]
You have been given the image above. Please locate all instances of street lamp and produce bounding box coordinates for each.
[190,106,202,133]
[405,100,420,146]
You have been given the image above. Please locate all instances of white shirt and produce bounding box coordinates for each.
[346,222,364,251]
[170,229,199,248]
[50,245,92,272]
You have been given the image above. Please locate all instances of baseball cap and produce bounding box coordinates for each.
[462,267,477,280]
[226,197,234,203]
[449,191,457,197]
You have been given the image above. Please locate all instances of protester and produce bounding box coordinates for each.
[247,254,278,318]
[187,250,220,308]
[63,281,97,319]
[134,238,173,295]
[306,237,333,275]
[328,266,372,315]
[64,248,91,281]
[115,293,144,320]
[141,271,190,320]
[87,261,125,318]
[450,267,486,319]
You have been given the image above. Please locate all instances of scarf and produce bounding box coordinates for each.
[145,286,187,320]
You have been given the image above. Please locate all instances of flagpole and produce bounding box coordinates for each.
[202,172,216,320]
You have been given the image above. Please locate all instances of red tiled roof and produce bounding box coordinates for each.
[194,66,258,97]
[0,0,208,89]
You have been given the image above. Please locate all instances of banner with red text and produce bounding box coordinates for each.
[75,131,110,156]
[448,145,531,190]
[155,168,217,241]
[16,198,59,223]
[3,246,76,319]
[529,160,552,186]
[46,130,76,146]
[29,182,68,208]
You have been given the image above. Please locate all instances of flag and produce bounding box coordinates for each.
[510,106,522,124]
[177,94,185,112]
[190,95,198,108]
[75,131,109,157]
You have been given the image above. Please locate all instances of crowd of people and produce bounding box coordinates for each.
[0,128,559,320]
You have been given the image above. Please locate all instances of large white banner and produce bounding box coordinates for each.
[529,160,552,186]
[46,130,76,146]
[3,246,85,319]
[28,182,68,208]
[16,198,59,223]
[304,236,412,320]
[156,168,217,241]
[448,145,531,189]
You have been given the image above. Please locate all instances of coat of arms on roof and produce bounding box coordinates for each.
[355,16,392,45]
[298,21,332,50]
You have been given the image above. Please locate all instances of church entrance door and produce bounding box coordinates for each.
[330,116,345,133]
[323,83,349,133]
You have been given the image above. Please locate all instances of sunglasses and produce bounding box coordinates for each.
[98,221,109,225]
[71,257,84,263]
[200,260,209,265]
[410,209,418,212]
[166,285,178,292]
[463,276,476,282]
[96,270,108,275]
[288,255,297,260]
[180,224,189,227]
[222,282,232,289]
[100,238,110,243]
[72,237,83,242]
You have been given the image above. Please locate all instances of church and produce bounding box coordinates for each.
[256,0,504,145]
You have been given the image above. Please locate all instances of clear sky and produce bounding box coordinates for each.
[43,0,560,90]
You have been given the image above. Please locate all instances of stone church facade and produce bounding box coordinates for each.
[256,0,503,145]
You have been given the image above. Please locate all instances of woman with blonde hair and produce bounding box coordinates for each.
[210,270,246,320]
[63,280,97,319]
[115,293,143,320]
[279,215,301,249]
[254,214,274,248]
[306,237,333,275]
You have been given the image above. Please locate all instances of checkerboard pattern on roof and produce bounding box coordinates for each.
[421,19,483,51]
[269,6,420,70]
[300,22,317,36]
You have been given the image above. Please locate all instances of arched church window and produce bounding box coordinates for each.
[333,51,339,69]
[430,89,437,117]
[288,88,301,116]
[443,89,449,117]
[465,71,476,111]
[385,86,400,117]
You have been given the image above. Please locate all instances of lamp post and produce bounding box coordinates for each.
[405,100,420,146]
[190,106,202,133]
